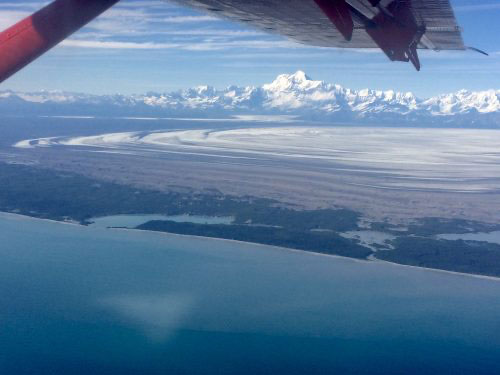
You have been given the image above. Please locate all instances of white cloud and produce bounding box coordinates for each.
[162,15,219,23]
[61,39,180,50]
[100,294,194,342]
[60,38,300,51]
[454,3,500,12]
[0,10,31,30]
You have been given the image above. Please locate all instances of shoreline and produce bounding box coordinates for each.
[112,226,500,282]
[2,210,500,282]
[0,211,81,226]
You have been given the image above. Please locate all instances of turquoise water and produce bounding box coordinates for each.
[438,231,500,245]
[1,212,500,374]
[89,214,234,228]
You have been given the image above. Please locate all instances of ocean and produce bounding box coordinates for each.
[1,212,500,374]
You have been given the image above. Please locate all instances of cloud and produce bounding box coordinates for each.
[100,294,194,342]
[61,39,180,50]
[454,3,500,12]
[61,38,300,51]
[0,1,46,10]
[0,10,31,30]
[162,15,219,23]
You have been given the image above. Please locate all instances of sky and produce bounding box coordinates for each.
[0,0,498,97]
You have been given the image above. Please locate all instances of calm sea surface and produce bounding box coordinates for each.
[1,212,500,374]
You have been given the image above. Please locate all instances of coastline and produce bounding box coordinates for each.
[113,226,500,282]
[0,211,81,226]
[2,210,499,282]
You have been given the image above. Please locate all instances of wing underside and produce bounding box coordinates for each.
[173,0,465,70]
[175,0,464,50]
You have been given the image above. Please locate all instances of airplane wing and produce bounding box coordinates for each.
[175,0,466,70]
[0,0,119,84]
[0,0,471,84]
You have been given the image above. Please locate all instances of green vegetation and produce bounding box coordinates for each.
[0,163,181,221]
[378,237,500,277]
[137,220,372,259]
[231,207,359,232]
[405,217,499,236]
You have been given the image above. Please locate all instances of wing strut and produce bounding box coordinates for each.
[0,0,119,83]
[364,0,423,71]
[315,0,425,71]
[314,0,354,41]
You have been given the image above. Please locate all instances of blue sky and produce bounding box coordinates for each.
[0,0,498,97]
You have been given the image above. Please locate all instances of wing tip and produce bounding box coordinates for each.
[466,46,489,56]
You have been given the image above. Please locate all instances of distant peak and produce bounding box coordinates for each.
[289,70,311,82]
[264,70,324,92]
[193,85,215,95]
[272,71,313,84]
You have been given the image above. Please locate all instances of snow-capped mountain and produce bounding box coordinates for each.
[1,71,499,127]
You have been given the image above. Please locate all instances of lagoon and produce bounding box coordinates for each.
[437,231,500,245]
[1,212,500,374]
[89,214,234,228]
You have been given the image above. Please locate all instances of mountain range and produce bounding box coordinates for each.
[1,71,499,127]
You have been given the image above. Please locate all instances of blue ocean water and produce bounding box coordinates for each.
[1,212,500,374]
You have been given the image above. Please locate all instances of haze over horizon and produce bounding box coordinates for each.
[0,0,498,97]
